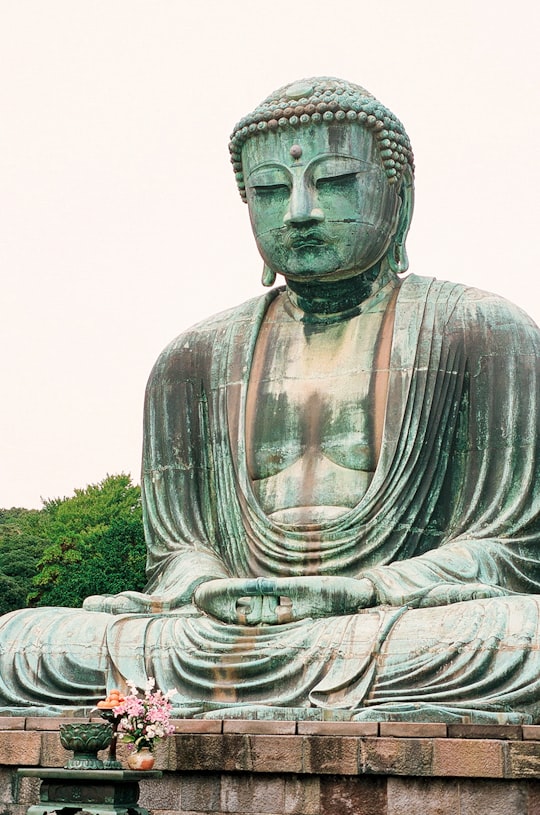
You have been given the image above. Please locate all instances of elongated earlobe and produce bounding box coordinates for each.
[387,167,414,275]
[387,240,409,274]
[262,264,276,287]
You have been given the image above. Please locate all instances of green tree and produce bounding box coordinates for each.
[0,508,48,614]
[29,474,146,608]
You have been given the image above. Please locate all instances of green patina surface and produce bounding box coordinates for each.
[1,78,540,724]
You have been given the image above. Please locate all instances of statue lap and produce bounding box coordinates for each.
[1,592,539,722]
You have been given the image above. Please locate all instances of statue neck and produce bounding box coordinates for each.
[284,263,397,324]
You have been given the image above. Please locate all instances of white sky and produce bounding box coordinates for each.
[1,0,539,508]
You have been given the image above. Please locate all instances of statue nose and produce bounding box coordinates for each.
[284,182,324,225]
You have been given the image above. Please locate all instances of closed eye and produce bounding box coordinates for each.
[316,172,357,190]
[252,184,289,194]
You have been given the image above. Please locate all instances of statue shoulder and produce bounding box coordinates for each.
[401,274,540,358]
[453,283,536,324]
[402,274,539,346]
[147,290,279,386]
[405,274,537,328]
[445,280,540,349]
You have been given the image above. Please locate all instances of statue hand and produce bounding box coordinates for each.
[192,579,280,624]
[416,582,509,608]
[83,591,171,614]
[193,576,375,625]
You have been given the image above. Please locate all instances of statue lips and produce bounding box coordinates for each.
[286,229,329,251]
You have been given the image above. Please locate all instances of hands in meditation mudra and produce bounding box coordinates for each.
[2,77,540,723]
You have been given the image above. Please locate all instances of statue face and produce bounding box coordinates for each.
[242,122,402,283]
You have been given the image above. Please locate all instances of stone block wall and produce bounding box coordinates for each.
[2,717,540,814]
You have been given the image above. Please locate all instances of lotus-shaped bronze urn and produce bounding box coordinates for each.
[59,722,113,769]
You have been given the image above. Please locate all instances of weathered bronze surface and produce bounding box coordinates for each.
[59,722,113,769]
[2,77,540,723]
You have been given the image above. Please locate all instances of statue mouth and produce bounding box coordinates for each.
[286,230,328,250]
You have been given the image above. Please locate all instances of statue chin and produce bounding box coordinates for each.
[0,78,539,724]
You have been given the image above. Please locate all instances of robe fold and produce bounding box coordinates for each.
[2,274,540,722]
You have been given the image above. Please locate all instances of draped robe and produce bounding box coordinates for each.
[2,274,540,722]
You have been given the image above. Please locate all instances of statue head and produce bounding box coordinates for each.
[229,77,414,285]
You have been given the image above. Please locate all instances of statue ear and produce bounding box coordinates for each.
[387,167,414,274]
[262,263,277,287]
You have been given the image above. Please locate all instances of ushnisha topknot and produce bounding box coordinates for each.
[229,76,414,201]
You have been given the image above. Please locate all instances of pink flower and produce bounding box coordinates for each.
[113,678,178,751]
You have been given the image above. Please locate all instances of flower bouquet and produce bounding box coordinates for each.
[113,678,177,769]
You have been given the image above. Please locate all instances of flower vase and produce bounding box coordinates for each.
[127,746,155,770]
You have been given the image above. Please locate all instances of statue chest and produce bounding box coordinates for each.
[245,295,390,522]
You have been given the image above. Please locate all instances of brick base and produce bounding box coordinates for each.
[2,718,540,814]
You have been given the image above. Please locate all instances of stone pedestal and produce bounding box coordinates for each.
[17,768,162,815]
[1,717,540,814]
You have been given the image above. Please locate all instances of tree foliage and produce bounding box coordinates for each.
[0,508,47,614]
[0,474,147,612]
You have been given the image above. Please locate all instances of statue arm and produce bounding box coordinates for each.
[141,336,233,603]
[86,330,231,614]
[361,541,522,608]
[363,290,540,609]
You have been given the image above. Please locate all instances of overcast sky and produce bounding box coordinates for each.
[1,0,539,508]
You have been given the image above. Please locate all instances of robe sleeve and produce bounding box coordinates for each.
[363,287,540,606]
[141,325,231,606]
